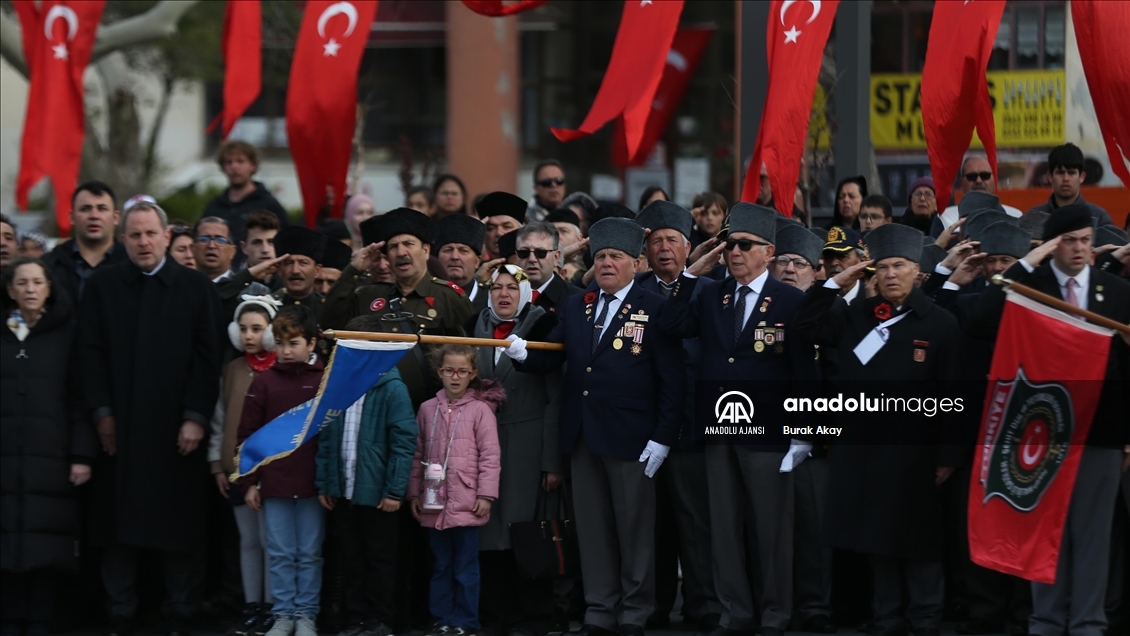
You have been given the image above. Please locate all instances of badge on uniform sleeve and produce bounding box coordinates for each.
[446,281,464,295]
[370,298,386,312]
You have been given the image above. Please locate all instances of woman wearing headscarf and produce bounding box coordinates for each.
[344,195,377,249]
[464,264,564,636]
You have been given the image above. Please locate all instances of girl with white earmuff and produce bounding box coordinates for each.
[208,294,283,633]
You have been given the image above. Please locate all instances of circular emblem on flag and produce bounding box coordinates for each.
[982,368,1074,512]
[370,298,386,312]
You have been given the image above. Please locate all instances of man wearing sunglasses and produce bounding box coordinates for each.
[526,159,568,223]
[515,222,582,314]
[936,155,1023,233]
[660,204,809,636]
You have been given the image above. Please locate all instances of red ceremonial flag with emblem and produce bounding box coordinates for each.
[551,0,684,161]
[1071,0,1130,188]
[921,0,1005,210]
[739,0,838,218]
[286,0,378,226]
[967,291,1110,584]
[13,0,105,237]
[460,0,546,17]
[612,26,714,167]
[209,0,261,140]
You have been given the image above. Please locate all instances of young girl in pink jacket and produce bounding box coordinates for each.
[409,344,503,636]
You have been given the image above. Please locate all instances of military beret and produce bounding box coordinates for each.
[433,213,486,255]
[725,203,777,244]
[545,208,581,227]
[320,237,353,271]
[1041,204,1094,241]
[361,207,430,248]
[590,217,645,258]
[866,223,924,264]
[477,192,528,224]
[635,200,693,240]
[497,230,518,259]
[318,219,351,243]
[958,191,1004,218]
[979,222,1031,258]
[275,226,327,263]
[775,224,823,267]
[1095,224,1129,248]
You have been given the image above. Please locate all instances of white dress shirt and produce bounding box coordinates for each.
[594,280,635,344]
[142,257,168,276]
[1019,260,1090,313]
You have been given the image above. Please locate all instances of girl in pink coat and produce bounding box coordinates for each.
[409,344,503,636]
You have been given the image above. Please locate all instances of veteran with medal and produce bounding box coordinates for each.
[502,218,684,636]
[320,207,475,406]
[794,223,963,636]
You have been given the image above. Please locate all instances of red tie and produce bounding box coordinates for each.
[493,322,515,340]
[531,290,541,303]
[1065,277,1080,308]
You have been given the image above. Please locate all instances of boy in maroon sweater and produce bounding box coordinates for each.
[237,305,325,636]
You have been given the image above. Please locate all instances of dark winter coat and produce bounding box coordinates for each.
[43,239,128,305]
[79,259,223,552]
[202,181,290,264]
[2,290,97,572]
[237,357,325,499]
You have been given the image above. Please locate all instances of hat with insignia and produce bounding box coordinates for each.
[546,208,582,228]
[1096,224,1129,247]
[1041,204,1095,241]
[823,225,866,254]
[433,213,486,255]
[962,210,1015,242]
[274,226,328,263]
[320,237,353,270]
[776,224,824,267]
[958,191,1005,219]
[589,217,645,258]
[980,221,1031,258]
[635,200,693,240]
[1018,211,1050,241]
[919,244,947,275]
[360,207,430,248]
[318,219,351,243]
[725,203,778,244]
[477,192,528,224]
[865,223,924,264]
[497,230,519,259]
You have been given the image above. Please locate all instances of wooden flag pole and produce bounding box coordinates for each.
[992,275,1130,335]
[322,329,567,351]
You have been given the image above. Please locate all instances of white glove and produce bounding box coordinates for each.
[638,440,670,478]
[503,335,528,362]
[779,438,814,473]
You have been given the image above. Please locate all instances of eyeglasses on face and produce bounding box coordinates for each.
[516,248,551,260]
[536,177,565,187]
[195,235,232,245]
[439,367,474,378]
[964,171,993,182]
[774,256,812,270]
[724,238,770,252]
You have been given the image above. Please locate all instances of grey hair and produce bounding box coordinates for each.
[195,216,231,236]
[961,154,990,171]
[120,201,168,231]
[517,222,562,266]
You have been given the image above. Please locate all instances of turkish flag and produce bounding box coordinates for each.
[921,0,1005,210]
[739,0,838,218]
[13,0,105,237]
[968,292,1109,584]
[209,0,261,140]
[612,27,714,168]
[286,0,379,226]
[551,0,684,160]
[1072,1,1130,188]
[461,0,546,17]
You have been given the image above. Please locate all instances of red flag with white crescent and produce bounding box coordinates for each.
[612,26,714,168]
[286,0,379,226]
[210,0,261,140]
[13,0,105,237]
[967,291,1110,584]
[460,0,546,16]
[551,0,684,160]
[921,0,1005,210]
[739,0,838,218]
[1071,0,1130,188]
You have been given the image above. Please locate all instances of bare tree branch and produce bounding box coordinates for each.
[91,0,200,63]
[0,8,27,76]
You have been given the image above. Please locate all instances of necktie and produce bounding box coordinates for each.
[592,292,615,353]
[493,322,515,340]
[734,286,752,340]
[658,280,675,298]
[531,290,541,303]
[1065,277,1080,308]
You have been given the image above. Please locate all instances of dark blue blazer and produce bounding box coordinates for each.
[659,273,809,451]
[517,281,684,460]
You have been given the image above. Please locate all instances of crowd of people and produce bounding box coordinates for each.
[1,139,1128,636]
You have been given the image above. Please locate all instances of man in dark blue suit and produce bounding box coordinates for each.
[659,204,809,636]
[503,218,684,636]
[634,201,722,631]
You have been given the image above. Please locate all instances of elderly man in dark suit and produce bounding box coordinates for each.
[503,218,684,636]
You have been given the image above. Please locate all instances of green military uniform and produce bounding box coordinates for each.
[321,264,475,406]
[270,288,324,310]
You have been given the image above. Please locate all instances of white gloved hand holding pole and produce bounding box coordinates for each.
[502,335,528,362]
[639,440,670,478]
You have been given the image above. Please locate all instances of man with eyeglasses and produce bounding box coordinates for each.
[515,222,582,315]
[821,226,869,305]
[194,216,273,327]
[770,225,823,293]
[859,196,894,234]
[660,204,809,636]
[936,155,1023,234]
[1026,143,1114,226]
[44,181,128,304]
[526,159,568,223]
[433,213,489,312]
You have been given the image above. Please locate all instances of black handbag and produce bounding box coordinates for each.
[509,479,581,579]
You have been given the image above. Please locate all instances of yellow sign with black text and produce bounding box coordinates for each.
[871,70,1065,149]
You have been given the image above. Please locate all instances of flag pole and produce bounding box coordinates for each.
[322,329,567,351]
[991,275,1130,335]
